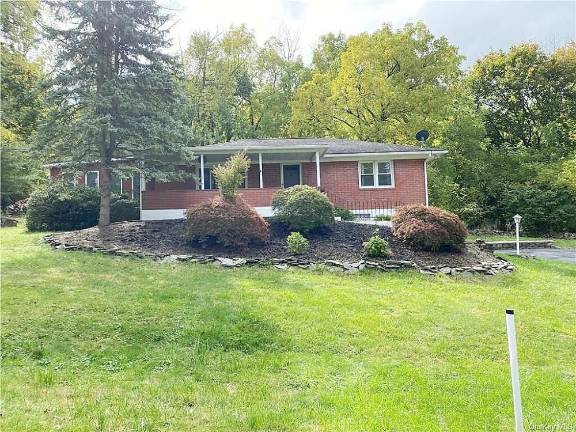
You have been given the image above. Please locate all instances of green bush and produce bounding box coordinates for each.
[334,207,355,221]
[286,232,309,254]
[26,183,139,231]
[500,183,576,234]
[185,196,270,248]
[374,214,391,221]
[362,235,390,257]
[27,183,100,231]
[272,185,334,233]
[392,205,467,252]
[111,198,140,223]
[212,151,250,202]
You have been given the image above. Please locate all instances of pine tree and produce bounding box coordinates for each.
[40,0,192,226]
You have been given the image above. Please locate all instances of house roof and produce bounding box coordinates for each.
[189,138,444,155]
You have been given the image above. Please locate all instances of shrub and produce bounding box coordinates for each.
[392,205,467,252]
[286,232,309,254]
[272,185,334,233]
[500,183,576,234]
[334,207,355,221]
[27,184,100,231]
[212,151,250,202]
[26,183,140,231]
[374,214,391,221]
[363,235,390,257]
[111,198,140,223]
[185,196,269,248]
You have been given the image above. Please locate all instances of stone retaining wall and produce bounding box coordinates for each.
[475,239,555,251]
[43,235,515,276]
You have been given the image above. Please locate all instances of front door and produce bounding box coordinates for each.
[282,164,301,188]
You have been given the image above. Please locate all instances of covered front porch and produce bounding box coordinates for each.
[141,145,326,220]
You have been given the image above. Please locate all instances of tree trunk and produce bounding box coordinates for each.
[99,163,112,227]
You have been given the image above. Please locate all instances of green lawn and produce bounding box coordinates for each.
[467,233,576,249]
[2,227,575,431]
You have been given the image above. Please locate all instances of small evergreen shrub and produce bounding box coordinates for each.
[272,185,334,233]
[392,205,467,252]
[185,196,269,248]
[26,183,140,231]
[111,198,140,223]
[362,235,390,257]
[334,207,355,221]
[212,151,250,202]
[374,214,391,221]
[286,232,309,254]
[27,184,100,231]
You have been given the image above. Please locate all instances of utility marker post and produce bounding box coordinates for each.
[513,214,522,255]
[506,309,524,432]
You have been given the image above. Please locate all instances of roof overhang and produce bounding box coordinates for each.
[189,145,330,155]
[321,150,448,161]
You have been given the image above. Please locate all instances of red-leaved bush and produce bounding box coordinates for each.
[392,205,467,252]
[185,196,270,248]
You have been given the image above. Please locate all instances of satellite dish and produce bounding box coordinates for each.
[416,129,430,143]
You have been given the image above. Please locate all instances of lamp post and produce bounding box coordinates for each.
[513,214,522,255]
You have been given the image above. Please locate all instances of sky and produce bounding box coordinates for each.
[164,0,575,68]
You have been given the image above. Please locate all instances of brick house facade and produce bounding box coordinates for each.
[47,138,446,220]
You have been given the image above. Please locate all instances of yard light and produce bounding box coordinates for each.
[506,310,524,432]
[513,214,522,255]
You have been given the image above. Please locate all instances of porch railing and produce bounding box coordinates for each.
[324,192,400,218]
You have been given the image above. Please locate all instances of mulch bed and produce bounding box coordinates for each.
[48,220,502,268]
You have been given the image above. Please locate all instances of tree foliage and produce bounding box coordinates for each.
[0,0,45,208]
[182,25,309,143]
[39,0,192,225]
[290,23,462,142]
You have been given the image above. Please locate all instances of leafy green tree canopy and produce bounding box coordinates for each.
[290,22,463,143]
[39,0,192,225]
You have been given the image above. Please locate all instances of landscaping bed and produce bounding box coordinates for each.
[44,220,512,274]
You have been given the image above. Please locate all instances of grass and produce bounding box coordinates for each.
[467,233,576,249]
[2,226,575,431]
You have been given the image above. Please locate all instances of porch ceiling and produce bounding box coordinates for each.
[196,151,319,164]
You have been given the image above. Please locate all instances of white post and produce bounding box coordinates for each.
[506,310,524,432]
[200,154,205,190]
[258,152,263,189]
[315,151,321,187]
[513,214,522,255]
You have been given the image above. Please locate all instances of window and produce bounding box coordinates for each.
[202,167,247,190]
[203,168,217,190]
[358,161,394,188]
[111,173,122,194]
[85,171,99,188]
[132,174,141,204]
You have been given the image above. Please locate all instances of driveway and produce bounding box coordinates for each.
[498,248,576,264]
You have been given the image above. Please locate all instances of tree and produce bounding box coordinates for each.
[182,25,309,143]
[311,32,346,73]
[468,43,576,157]
[289,22,462,143]
[39,1,192,226]
[1,0,45,208]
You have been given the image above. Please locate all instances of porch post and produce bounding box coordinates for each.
[258,152,263,188]
[315,151,321,187]
[200,154,205,190]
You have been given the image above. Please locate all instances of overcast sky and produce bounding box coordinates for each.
[164,0,575,69]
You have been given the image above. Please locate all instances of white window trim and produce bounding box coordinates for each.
[358,160,395,189]
[85,170,99,188]
[280,163,303,188]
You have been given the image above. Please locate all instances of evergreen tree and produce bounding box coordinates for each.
[40,0,192,226]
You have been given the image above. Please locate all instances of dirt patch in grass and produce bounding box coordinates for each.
[49,220,501,268]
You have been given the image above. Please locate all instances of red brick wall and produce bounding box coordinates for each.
[310,160,426,208]
[141,159,426,210]
[142,188,280,210]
